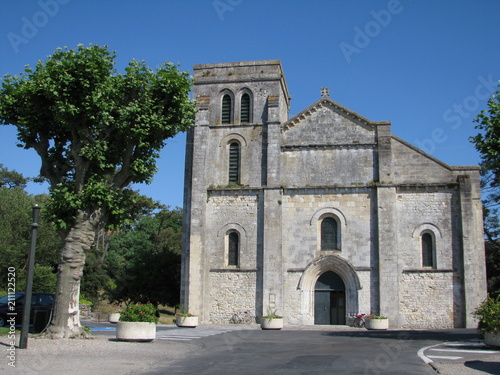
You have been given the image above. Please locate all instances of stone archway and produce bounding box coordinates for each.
[298,255,362,325]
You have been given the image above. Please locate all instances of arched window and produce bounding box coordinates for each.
[421,232,435,268]
[221,94,232,124]
[240,93,251,123]
[321,217,339,251]
[228,231,239,266]
[228,142,240,184]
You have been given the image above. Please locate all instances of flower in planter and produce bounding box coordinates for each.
[175,312,197,317]
[119,302,159,324]
[365,314,387,319]
[175,305,197,318]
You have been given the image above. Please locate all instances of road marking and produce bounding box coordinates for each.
[156,329,228,341]
[430,348,498,354]
[427,355,463,360]
[156,336,197,341]
[419,341,500,364]
[90,327,116,331]
[418,343,442,364]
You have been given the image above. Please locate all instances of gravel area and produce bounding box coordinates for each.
[0,333,193,375]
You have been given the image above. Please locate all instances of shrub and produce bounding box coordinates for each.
[119,302,159,323]
[475,295,500,334]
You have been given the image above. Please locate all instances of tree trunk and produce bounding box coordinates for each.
[46,209,102,338]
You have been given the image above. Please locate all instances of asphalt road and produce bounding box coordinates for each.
[85,321,500,375]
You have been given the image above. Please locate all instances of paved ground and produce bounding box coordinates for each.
[0,323,499,374]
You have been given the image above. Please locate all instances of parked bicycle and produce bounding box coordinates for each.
[353,313,366,328]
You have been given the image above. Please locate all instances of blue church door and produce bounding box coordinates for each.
[314,271,346,325]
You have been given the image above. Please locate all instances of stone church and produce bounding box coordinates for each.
[181,60,486,328]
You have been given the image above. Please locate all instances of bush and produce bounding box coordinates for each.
[475,295,500,334]
[119,302,159,323]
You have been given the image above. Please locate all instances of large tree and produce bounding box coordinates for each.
[471,83,500,296]
[0,44,195,338]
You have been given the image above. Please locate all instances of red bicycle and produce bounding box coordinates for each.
[353,313,366,328]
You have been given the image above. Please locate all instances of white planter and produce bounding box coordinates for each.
[484,331,500,347]
[116,322,156,341]
[176,316,198,327]
[261,318,283,330]
[365,318,389,330]
[108,313,121,323]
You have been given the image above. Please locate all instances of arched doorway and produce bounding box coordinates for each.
[298,255,361,326]
[314,271,346,325]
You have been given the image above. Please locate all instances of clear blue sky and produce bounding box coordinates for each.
[1,0,499,208]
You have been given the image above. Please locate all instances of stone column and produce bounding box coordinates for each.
[376,186,400,326]
[375,123,400,327]
[458,174,487,327]
[261,111,284,318]
[181,125,209,320]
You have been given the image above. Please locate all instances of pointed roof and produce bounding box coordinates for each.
[282,96,389,132]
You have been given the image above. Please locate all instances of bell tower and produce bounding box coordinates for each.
[181,61,290,321]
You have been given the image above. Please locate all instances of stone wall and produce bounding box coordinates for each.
[209,271,257,323]
[284,272,303,325]
[399,271,455,329]
[395,189,456,270]
[281,102,376,187]
[281,190,373,269]
[205,190,260,270]
[205,125,265,188]
[391,137,455,184]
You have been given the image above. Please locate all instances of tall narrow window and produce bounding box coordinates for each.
[229,142,240,184]
[241,93,250,123]
[422,232,435,268]
[321,217,338,251]
[222,94,232,124]
[228,231,239,266]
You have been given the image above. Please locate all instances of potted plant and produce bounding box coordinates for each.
[475,295,500,347]
[175,306,198,328]
[116,302,159,341]
[260,308,283,330]
[364,314,389,330]
[108,310,121,323]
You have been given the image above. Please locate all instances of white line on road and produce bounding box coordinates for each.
[418,343,442,364]
[156,337,198,341]
[430,348,499,354]
[427,355,463,360]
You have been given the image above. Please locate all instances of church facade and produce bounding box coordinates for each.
[181,60,486,328]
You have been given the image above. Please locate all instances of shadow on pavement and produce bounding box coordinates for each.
[322,329,479,342]
[465,360,500,374]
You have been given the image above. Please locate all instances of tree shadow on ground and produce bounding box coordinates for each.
[465,360,500,374]
[322,328,480,342]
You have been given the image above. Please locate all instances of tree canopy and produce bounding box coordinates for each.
[0,167,61,295]
[0,44,195,338]
[471,83,500,297]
